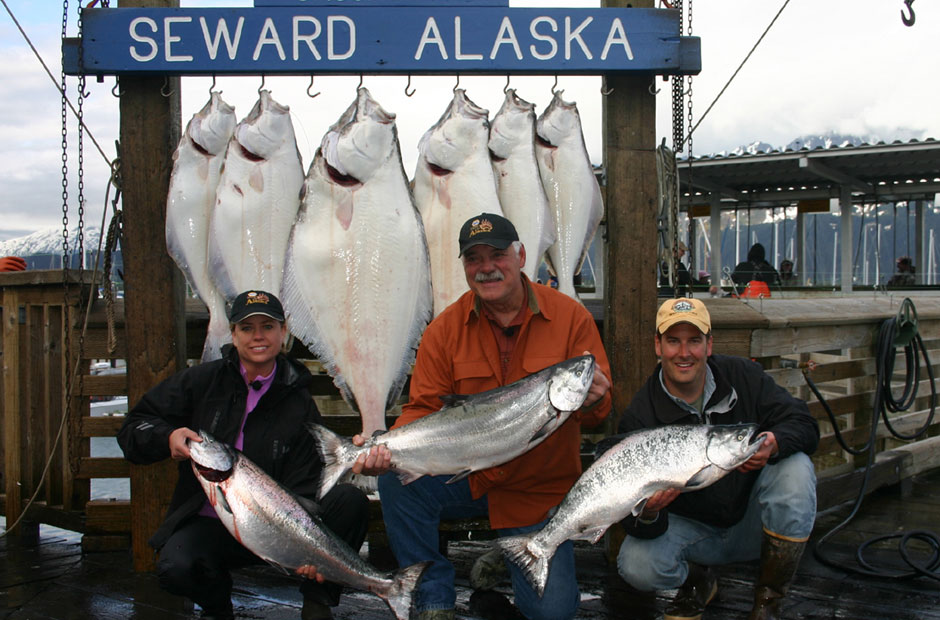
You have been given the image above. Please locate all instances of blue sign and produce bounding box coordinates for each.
[63,6,700,76]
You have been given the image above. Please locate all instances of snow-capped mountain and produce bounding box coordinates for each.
[0,226,102,258]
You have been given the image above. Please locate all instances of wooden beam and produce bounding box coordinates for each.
[119,0,183,574]
[602,0,658,432]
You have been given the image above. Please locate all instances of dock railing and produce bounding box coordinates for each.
[2,273,939,567]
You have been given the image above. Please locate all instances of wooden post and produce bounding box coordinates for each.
[602,0,659,430]
[118,0,185,573]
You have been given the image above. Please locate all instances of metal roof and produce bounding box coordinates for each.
[678,138,940,208]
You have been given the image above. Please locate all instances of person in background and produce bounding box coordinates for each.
[660,242,693,294]
[118,290,369,620]
[352,212,612,620]
[887,256,916,287]
[731,243,780,287]
[617,297,819,620]
[0,256,27,272]
[778,259,796,286]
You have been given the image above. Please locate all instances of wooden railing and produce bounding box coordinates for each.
[3,272,939,559]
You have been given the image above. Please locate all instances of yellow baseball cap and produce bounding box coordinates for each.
[656,297,711,335]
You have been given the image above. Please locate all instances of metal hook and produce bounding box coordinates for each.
[357,74,364,91]
[453,74,460,93]
[551,75,559,94]
[258,74,266,94]
[649,83,661,96]
[901,0,915,26]
[111,77,123,98]
[503,75,511,94]
[307,75,321,98]
[601,77,614,96]
[405,75,416,97]
[161,76,174,97]
[208,75,217,95]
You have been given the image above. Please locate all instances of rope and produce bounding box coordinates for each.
[809,298,939,581]
[685,0,793,146]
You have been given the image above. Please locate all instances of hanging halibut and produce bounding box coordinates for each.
[209,90,304,302]
[414,89,503,317]
[281,88,432,436]
[489,89,555,282]
[536,90,604,301]
[165,92,237,362]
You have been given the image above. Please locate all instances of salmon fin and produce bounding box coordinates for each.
[397,471,425,486]
[263,559,293,576]
[438,394,471,408]
[530,418,555,442]
[630,497,649,518]
[216,487,233,515]
[306,422,354,500]
[445,470,472,484]
[381,561,432,620]
[580,525,609,545]
[497,534,551,598]
[685,465,718,489]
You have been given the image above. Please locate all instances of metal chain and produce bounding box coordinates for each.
[685,0,695,296]
[60,1,73,473]
[72,1,88,473]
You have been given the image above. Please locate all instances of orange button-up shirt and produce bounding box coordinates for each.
[395,276,612,528]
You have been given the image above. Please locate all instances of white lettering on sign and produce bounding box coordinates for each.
[490,16,522,60]
[565,16,592,60]
[601,18,633,60]
[415,17,447,60]
[454,16,483,60]
[529,17,558,61]
[129,17,158,62]
[254,18,286,61]
[293,16,322,61]
[327,16,355,60]
[165,17,193,62]
[200,17,244,60]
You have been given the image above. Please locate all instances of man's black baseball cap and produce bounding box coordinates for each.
[458,213,519,257]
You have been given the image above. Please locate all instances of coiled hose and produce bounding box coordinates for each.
[808,298,939,582]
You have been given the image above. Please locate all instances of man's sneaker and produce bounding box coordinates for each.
[470,548,509,591]
[663,563,718,620]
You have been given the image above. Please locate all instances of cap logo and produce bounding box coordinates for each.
[245,292,270,306]
[468,218,494,238]
[672,300,694,313]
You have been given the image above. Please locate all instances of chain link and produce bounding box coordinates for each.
[60,2,72,460]
[685,0,695,296]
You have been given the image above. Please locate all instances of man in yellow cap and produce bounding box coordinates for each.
[616,298,819,620]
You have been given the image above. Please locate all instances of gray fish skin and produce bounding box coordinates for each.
[165,92,236,362]
[188,431,428,620]
[498,423,763,596]
[310,355,596,500]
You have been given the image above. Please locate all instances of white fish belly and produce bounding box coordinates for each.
[283,160,431,435]
[210,149,303,300]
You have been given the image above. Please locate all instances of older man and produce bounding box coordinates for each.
[617,298,819,620]
[356,212,612,620]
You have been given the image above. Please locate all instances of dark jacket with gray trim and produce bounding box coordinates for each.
[117,345,323,550]
[617,353,819,536]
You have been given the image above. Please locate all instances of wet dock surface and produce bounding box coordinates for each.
[3,468,939,620]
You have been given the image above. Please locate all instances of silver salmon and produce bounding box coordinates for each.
[188,431,428,620]
[498,423,764,596]
[310,355,596,500]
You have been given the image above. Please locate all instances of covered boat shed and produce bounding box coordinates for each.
[679,139,940,290]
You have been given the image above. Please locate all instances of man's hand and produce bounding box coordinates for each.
[0,256,27,272]
[169,427,201,461]
[639,487,681,520]
[295,564,325,583]
[581,350,611,408]
[350,434,392,476]
[737,432,777,473]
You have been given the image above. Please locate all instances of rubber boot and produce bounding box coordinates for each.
[747,531,807,620]
[663,562,718,620]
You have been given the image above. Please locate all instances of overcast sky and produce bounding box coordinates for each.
[1,0,937,242]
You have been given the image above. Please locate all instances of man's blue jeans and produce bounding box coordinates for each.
[378,472,581,619]
[617,452,817,591]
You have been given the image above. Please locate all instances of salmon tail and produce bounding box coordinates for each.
[497,534,551,598]
[306,422,354,500]
[381,561,432,620]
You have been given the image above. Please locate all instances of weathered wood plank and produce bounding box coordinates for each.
[85,500,132,535]
[76,457,130,480]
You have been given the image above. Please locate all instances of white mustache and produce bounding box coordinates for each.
[475,271,505,283]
